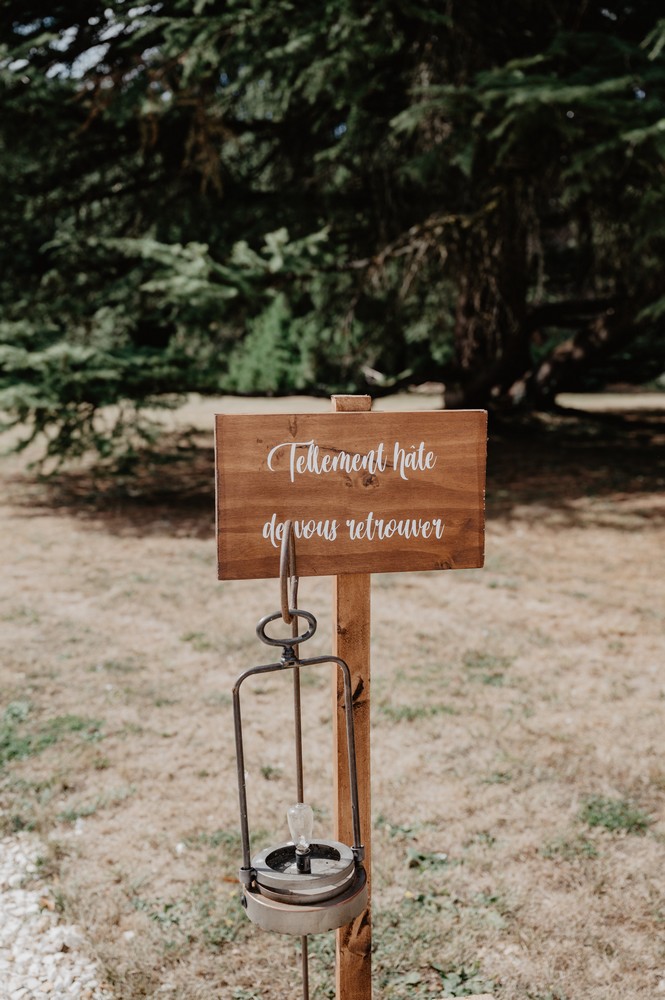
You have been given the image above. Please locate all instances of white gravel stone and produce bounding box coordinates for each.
[0,833,113,999]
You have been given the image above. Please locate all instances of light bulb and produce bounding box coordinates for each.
[287,802,314,852]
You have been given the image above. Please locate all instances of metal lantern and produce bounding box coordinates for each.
[232,607,367,938]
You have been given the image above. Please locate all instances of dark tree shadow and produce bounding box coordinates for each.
[486,410,665,528]
[3,431,217,539]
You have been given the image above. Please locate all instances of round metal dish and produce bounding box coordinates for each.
[243,865,367,936]
[252,839,355,900]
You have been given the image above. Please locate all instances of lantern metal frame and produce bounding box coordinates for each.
[232,608,367,937]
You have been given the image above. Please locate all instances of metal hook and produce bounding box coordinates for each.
[280,520,299,625]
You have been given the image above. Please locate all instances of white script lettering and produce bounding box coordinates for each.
[345,512,444,542]
[267,439,388,483]
[392,441,437,480]
[262,513,340,549]
[266,439,436,483]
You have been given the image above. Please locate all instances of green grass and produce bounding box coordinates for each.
[462,649,514,686]
[579,796,651,834]
[406,848,450,871]
[484,770,513,784]
[370,896,496,998]
[189,881,249,948]
[0,774,59,834]
[0,704,104,769]
[57,785,136,824]
[202,692,231,707]
[260,764,283,781]
[434,965,496,997]
[377,702,457,723]
[185,828,242,851]
[131,881,249,955]
[464,830,496,849]
[541,835,599,860]
[180,631,214,652]
[375,813,428,839]
[91,657,142,674]
[1,606,41,624]
[4,701,30,722]
[137,825,256,960]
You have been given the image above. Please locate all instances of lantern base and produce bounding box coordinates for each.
[243,866,367,936]
[252,838,357,903]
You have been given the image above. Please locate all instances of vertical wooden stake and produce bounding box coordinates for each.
[332,394,372,1000]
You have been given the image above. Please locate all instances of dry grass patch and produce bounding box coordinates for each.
[1,398,664,998]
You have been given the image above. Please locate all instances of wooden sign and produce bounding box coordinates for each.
[215,410,487,580]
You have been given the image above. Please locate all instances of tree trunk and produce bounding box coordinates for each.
[525,300,636,408]
[448,184,531,408]
[446,293,641,413]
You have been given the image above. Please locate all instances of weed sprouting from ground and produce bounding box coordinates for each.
[260,764,283,781]
[4,701,30,723]
[433,964,496,997]
[579,796,652,834]
[406,848,451,871]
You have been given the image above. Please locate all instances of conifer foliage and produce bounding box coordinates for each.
[1,2,663,456]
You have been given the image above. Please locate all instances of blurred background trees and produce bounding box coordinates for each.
[1,1,664,458]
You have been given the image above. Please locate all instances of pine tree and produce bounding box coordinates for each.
[1,2,663,457]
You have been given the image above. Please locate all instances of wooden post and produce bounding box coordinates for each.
[332,394,372,1000]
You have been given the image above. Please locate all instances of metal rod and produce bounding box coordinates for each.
[293,663,304,803]
[291,574,305,804]
[279,523,305,803]
[338,656,364,855]
[301,935,309,1000]
[281,525,308,998]
[231,684,252,872]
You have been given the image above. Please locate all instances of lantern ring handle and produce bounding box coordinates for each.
[256,609,317,648]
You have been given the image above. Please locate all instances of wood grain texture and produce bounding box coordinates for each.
[215,408,487,581]
[332,397,372,1000]
[330,394,372,413]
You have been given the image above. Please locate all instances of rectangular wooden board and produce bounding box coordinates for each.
[215,410,487,580]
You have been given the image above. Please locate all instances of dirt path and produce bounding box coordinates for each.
[1,395,664,999]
